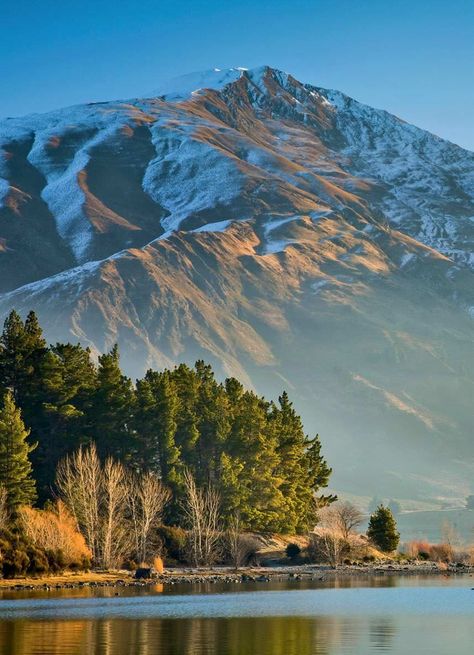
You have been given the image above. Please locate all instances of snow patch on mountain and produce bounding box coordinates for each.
[400,253,415,268]
[263,238,294,255]
[0,102,142,261]
[192,219,233,233]
[264,215,299,235]
[0,178,9,207]
[28,116,132,262]
[149,67,247,101]
[143,122,243,232]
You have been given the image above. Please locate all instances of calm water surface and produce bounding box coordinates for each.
[0,575,473,654]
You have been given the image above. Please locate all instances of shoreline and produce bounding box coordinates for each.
[1,562,472,591]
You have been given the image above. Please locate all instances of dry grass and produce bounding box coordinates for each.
[402,539,474,564]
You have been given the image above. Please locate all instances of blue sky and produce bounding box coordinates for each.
[1,0,473,149]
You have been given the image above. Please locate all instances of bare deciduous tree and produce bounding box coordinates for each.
[309,505,351,567]
[334,501,364,540]
[56,444,101,561]
[128,471,171,564]
[101,457,129,569]
[226,512,259,569]
[441,520,460,547]
[57,444,130,568]
[182,468,221,567]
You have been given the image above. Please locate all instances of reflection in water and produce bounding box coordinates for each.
[0,577,473,655]
[2,614,471,655]
[369,618,396,651]
[0,617,351,655]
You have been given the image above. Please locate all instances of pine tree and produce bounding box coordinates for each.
[34,343,97,499]
[0,390,37,512]
[91,345,135,460]
[305,434,336,507]
[0,311,335,529]
[194,360,230,485]
[367,505,400,552]
[136,370,181,483]
[272,392,311,532]
[171,363,200,465]
[270,393,334,533]
[0,310,51,500]
[223,391,284,531]
[0,310,47,404]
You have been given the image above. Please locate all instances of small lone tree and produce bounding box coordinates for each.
[0,390,37,512]
[367,505,399,553]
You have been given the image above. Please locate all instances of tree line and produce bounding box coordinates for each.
[0,310,333,535]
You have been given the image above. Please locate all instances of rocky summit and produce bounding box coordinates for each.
[1,66,473,502]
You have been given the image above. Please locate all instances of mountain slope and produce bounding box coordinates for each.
[1,66,473,503]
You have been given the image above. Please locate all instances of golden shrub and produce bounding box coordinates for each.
[153,555,164,574]
[19,501,91,565]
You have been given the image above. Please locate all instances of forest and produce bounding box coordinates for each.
[0,310,335,574]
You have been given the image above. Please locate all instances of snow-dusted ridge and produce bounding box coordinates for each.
[1,64,473,289]
[148,67,248,101]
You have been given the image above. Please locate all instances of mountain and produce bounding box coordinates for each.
[1,66,473,504]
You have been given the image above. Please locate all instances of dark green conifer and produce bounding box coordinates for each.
[367,504,400,552]
[92,345,135,460]
[0,390,37,512]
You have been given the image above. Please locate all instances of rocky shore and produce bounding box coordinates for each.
[1,562,472,592]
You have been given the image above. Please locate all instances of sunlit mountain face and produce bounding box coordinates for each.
[1,66,473,504]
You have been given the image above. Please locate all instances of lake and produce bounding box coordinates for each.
[0,575,473,654]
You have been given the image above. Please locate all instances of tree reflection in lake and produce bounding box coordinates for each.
[0,577,473,655]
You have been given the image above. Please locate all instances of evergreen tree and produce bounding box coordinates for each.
[0,311,335,529]
[171,364,200,466]
[367,505,400,552]
[0,310,47,405]
[305,434,335,507]
[91,345,135,460]
[33,343,97,499]
[0,310,52,500]
[194,360,230,485]
[222,391,284,531]
[136,370,181,484]
[272,392,312,532]
[270,393,334,532]
[0,390,37,512]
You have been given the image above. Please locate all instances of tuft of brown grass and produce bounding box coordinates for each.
[153,556,164,574]
[430,543,454,563]
[404,540,431,559]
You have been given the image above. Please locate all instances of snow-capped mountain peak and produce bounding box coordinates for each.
[1,65,473,502]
